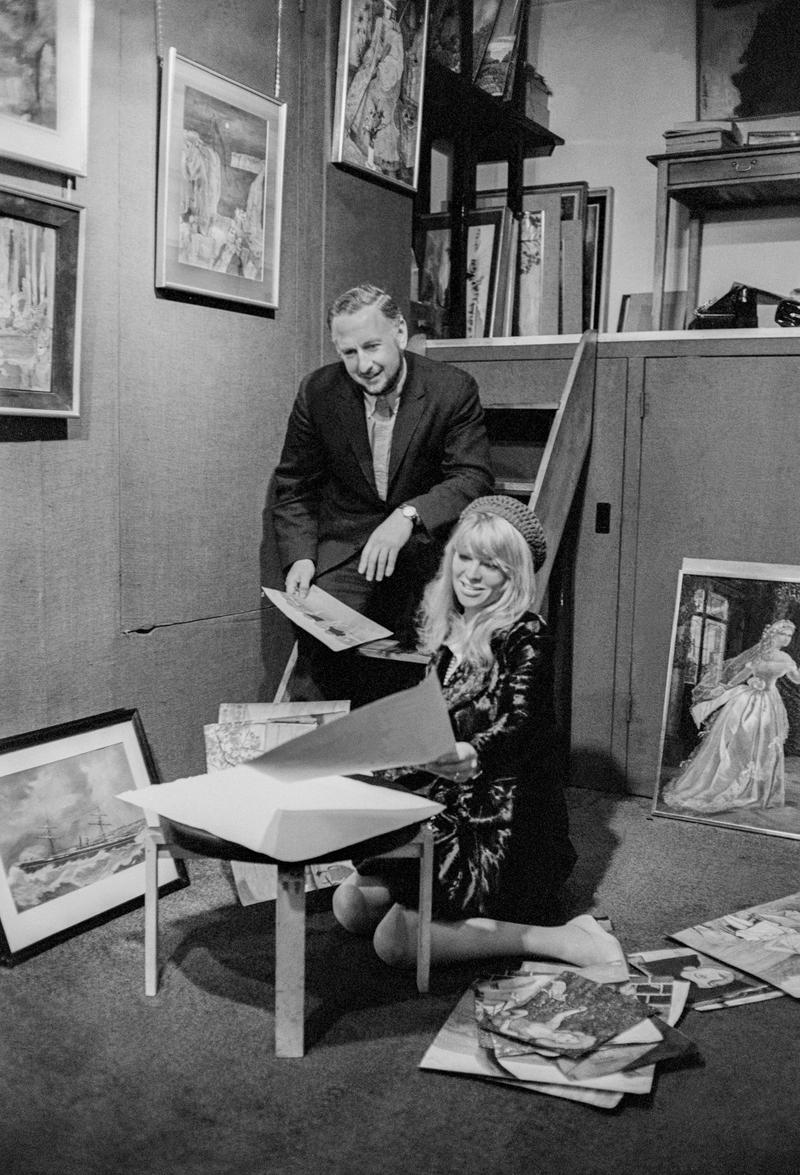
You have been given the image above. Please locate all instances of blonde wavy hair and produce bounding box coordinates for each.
[415,511,536,668]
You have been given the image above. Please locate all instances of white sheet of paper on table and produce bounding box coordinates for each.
[117,672,453,860]
[118,770,443,861]
[262,584,392,651]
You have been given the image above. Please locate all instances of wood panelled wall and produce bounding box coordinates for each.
[0,0,412,781]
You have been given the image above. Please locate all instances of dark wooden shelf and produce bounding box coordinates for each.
[422,59,563,161]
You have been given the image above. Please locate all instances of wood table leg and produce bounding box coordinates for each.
[144,833,160,997]
[275,865,306,1057]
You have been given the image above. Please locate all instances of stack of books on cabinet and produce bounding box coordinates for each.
[662,120,742,153]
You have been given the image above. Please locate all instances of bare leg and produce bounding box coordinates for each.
[373,906,626,971]
[332,869,393,935]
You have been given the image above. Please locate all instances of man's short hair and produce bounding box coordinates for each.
[327,283,404,329]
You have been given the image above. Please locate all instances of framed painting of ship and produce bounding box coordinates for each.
[0,709,187,965]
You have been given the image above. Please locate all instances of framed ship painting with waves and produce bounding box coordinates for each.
[0,709,187,964]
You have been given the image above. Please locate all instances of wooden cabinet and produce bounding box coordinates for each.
[415,1,562,338]
[428,330,800,796]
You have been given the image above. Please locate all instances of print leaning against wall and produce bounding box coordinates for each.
[155,49,286,310]
[332,0,430,193]
[653,557,800,842]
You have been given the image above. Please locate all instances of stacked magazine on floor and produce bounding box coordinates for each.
[421,892,800,1108]
[419,958,699,1110]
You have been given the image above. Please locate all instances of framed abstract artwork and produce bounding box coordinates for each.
[331,0,430,193]
[0,186,84,418]
[697,0,800,120]
[0,0,94,175]
[653,557,800,841]
[0,710,187,965]
[156,49,286,310]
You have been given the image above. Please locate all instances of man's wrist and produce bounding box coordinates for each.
[398,503,420,528]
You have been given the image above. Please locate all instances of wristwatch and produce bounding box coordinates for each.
[399,504,420,527]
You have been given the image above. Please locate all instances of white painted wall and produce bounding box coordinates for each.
[476,0,800,330]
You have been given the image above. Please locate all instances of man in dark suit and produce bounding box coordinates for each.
[272,282,493,702]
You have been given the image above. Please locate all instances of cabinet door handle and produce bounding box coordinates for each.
[732,158,757,172]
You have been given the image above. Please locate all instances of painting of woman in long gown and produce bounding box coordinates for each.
[654,559,800,840]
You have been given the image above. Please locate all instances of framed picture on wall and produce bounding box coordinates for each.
[331,0,430,193]
[0,710,188,965]
[0,0,94,175]
[697,0,800,120]
[653,557,800,842]
[155,49,286,310]
[0,186,84,418]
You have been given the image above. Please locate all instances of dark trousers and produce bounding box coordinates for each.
[288,538,439,707]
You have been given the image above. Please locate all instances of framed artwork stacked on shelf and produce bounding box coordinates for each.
[414,207,513,338]
[331,0,430,193]
[476,180,606,335]
[155,49,286,311]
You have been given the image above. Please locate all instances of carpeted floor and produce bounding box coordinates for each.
[3,788,799,1175]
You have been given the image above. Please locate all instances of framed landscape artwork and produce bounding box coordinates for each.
[0,710,187,964]
[0,186,84,418]
[653,558,800,842]
[0,0,94,175]
[156,49,286,310]
[331,0,430,193]
[698,0,800,120]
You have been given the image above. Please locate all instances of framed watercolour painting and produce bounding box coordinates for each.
[0,186,84,418]
[0,0,93,175]
[156,49,286,310]
[653,558,800,842]
[0,710,187,964]
[331,0,430,193]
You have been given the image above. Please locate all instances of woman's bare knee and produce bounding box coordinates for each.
[373,904,418,968]
[332,873,390,935]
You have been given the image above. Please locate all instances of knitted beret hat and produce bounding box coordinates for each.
[460,495,547,573]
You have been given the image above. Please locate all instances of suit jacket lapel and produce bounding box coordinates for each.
[388,358,426,493]
[333,373,376,494]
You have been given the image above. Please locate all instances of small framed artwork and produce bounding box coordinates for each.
[156,48,286,310]
[697,0,800,120]
[585,188,613,332]
[653,557,800,842]
[331,0,430,193]
[415,209,504,338]
[0,186,84,418]
[464,208,504,337]
[0,710,188,965]
[0,0,93,176]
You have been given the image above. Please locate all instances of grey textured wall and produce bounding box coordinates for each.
[0,0,412,782]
